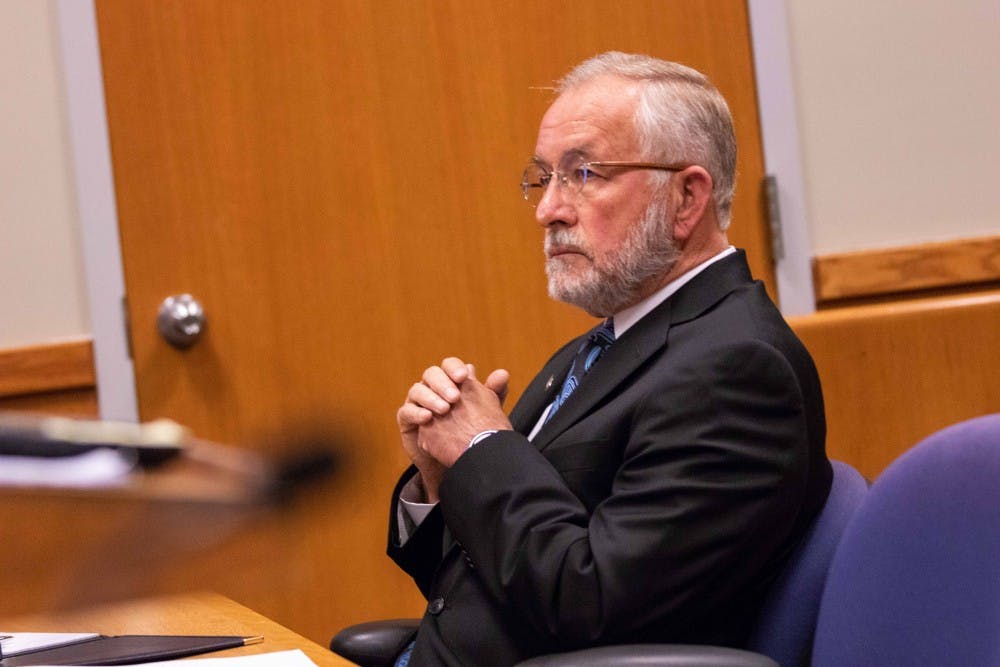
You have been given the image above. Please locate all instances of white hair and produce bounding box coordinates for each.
[557,52,737,229]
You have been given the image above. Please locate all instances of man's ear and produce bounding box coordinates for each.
[670,166,714,241]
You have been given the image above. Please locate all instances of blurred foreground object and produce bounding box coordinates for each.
[0,412,345,618]
[0,412,339,504]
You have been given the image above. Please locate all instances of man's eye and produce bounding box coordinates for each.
[537,174,552,187]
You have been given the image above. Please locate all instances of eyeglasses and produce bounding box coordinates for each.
[520,159,691,206]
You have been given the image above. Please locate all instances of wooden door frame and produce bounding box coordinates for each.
[59,0,816,421]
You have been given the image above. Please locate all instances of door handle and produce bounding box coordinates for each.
[157,294,206,349]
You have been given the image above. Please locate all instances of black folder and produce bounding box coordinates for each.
[0,634,258,666]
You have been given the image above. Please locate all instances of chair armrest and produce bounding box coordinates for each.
[329,618,420,667]
[516,644,779,667]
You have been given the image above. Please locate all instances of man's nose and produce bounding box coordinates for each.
[534,180,575,228]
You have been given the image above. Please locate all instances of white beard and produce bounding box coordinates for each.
[545,196,680,317]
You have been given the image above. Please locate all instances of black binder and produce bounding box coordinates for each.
[0,634,259,666]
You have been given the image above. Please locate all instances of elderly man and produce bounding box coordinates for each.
[389,52,831,666]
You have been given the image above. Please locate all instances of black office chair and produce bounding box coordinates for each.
[331,461,867,667]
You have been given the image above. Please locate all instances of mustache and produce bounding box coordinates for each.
[544,229,592,258]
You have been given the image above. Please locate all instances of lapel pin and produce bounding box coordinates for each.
[544,375,555,391]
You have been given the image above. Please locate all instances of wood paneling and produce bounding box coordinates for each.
[790,291,1000,480]
[813,235,1000,304]
[0,339,95,397]
[0,340,98,417]
[0,387,99,418]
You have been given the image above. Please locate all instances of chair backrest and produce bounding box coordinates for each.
[746,460,868,666]
[812,414,1000,666]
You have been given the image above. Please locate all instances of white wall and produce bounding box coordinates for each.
[0,0,89,348]
[2,1,998,351]
[785,0,1000,254]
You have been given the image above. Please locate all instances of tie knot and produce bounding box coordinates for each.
[589,319,615,350]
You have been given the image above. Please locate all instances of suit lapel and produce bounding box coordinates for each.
[509,338,579,434]
[529,303,672,451]
[522,250,756,452]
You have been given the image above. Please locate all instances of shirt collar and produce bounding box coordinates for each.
[612,246,736,338]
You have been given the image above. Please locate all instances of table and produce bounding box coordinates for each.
[0,592,355,665]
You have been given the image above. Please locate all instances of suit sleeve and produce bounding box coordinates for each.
[386,466,446,598]
[438,338,812,647]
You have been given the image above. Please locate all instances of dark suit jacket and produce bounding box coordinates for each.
[387,250,831,666]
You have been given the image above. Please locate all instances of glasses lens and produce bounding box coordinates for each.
[565,161,589,194]
[521,163,549,205]
[552,155,591,198]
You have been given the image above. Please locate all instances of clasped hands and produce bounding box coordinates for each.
[397,357,511,502]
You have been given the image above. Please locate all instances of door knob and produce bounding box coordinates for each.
[157,294,206,349]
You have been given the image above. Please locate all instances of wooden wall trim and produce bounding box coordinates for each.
[790,289,1000,329]
[0,338,96,398]
[788,289,1000,480]
[812,235,1000,304]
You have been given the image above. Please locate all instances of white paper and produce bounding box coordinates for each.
[0,632,100,657]
[0,449,133,487]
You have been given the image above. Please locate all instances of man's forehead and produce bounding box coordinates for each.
[534,76,641,161]
[530,146,595,168]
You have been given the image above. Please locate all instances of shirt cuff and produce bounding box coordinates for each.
[397,473,437,544]
[468,429,500,448]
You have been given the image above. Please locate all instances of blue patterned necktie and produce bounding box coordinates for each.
[545,319,615,423]
[394,640,414,667]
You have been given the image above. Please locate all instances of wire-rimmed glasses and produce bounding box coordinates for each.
[520,158,691,206]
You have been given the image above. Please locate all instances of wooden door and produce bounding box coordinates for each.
[94,0,772,644]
